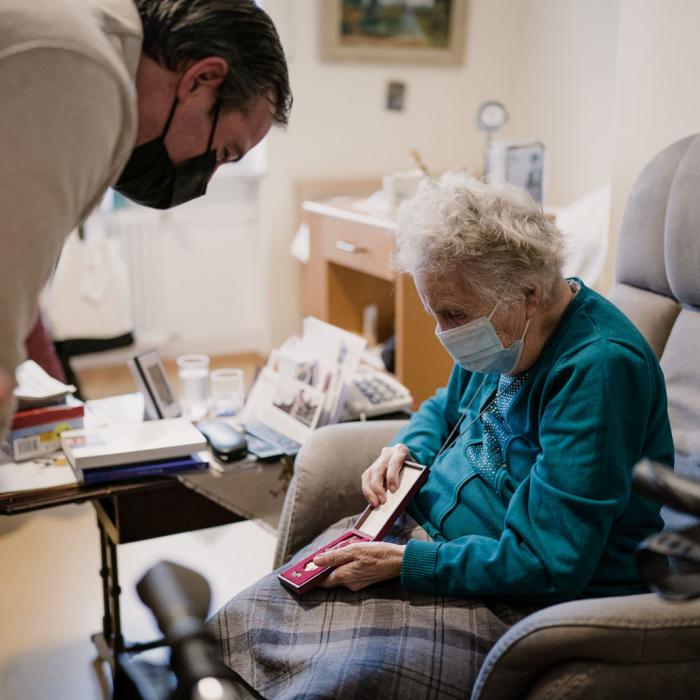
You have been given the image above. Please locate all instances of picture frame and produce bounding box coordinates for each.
[128,349,182,420]
[486,140,546,205]
[320,0,468,66]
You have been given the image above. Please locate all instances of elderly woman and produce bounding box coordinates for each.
[211,177,673,698]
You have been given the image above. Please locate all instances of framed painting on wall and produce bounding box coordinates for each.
[320,0,467,66]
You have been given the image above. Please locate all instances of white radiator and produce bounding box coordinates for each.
[108,208,170,347]
[107,179,267,356]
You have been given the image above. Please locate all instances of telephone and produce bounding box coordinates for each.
[341,366,413,421]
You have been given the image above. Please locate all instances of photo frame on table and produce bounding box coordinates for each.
[320,0,467,66]
[128,349,182,420]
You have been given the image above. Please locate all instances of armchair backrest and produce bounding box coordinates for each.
[473,138,700,700]
[608,133,700,528]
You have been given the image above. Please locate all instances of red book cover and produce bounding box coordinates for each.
[11,403,85,431]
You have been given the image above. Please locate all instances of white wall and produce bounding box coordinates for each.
[510,0,620,206]
[261,0,528,346]
[601,0,700,290]
[156,0,698,351]
[198,0,700,347]
[258,0,624,347]
[61,1,700,361]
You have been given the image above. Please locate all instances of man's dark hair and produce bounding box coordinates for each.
[136,0,292,126]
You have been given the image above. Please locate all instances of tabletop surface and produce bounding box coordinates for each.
[0,394,291,527]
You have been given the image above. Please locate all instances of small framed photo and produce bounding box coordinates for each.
[129,349,182,420]
[321,0,468,66]
[487,141,546,205]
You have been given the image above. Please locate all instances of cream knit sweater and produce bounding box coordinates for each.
[0,0,142,436]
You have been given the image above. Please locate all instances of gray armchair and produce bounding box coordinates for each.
[274,134,700,698]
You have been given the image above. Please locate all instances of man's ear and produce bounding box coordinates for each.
[176,57,228,101]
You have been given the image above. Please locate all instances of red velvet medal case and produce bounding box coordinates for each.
[278,461,428,595]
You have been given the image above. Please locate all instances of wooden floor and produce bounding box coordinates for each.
[0,506,276,700]
[76,352,265,401]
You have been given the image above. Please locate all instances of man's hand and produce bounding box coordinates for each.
[0,370,14,441]
[315,542,406,591]
[361,444,411,507]
[0,372,11,409]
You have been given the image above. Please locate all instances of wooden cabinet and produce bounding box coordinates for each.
[302,198,453,407]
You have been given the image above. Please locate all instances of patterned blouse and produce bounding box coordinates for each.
[466,373,529,483]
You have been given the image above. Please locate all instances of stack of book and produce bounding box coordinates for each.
[7,360,83,462]
[4,361,209,487]
[60,418,208,486]
[9,400,84,462]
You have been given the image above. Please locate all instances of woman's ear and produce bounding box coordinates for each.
[177,57,228,101]
[524,281,542,318]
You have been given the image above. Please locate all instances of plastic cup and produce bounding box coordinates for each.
[210,368,245,417]
[176,354,210,421]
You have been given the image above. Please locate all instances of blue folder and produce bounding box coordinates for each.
[81,454,208,486]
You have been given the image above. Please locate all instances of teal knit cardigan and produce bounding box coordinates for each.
[394,281,674,602]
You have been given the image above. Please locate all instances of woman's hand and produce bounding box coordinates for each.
[315,542,405,591]
[361,444,411,507]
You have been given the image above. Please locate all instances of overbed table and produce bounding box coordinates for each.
[0,454,292,669]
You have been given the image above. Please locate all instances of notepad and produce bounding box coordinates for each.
[60,418,207,472]
[0,453,77,495]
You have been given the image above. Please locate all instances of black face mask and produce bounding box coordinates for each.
[115,98,221,209]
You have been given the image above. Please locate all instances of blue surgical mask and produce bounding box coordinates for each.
[435,303,531,375]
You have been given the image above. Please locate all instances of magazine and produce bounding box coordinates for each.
[241,367,325,446]
[242,318,367,446]
[269,318,366,425]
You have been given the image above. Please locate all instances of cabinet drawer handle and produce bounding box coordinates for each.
[335,240,367,254]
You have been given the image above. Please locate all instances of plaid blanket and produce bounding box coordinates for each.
[210,515,537,699]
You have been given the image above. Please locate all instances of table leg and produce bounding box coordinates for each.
[107,529,124,653]
[92,507,167,669]
[99,519,113,645]
[93,514,121,667]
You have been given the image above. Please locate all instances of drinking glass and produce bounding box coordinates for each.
[210,368,245,417]
[176,354,210,421]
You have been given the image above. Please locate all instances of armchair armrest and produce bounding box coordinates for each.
[472,592,700,699]
[273,420,407,568]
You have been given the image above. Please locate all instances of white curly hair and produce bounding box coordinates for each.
[394,174,567,307]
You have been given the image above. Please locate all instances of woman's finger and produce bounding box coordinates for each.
[386,444,408,492]
[318,570,339,588]
[368,461,388,504]
[361,464,377,505]
[364,448,390,506]
[313,543,362,568]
